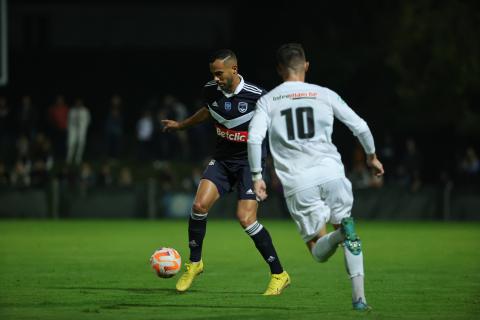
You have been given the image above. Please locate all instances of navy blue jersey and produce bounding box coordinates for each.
[202,76,267,161]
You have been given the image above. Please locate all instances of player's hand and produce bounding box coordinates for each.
[161,119,181,133]
[366,154,385,177]
[253,179,268,201]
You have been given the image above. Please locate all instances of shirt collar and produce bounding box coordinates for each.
[218,75,244,98]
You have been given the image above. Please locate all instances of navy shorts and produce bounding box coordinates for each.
[202,158,260,200]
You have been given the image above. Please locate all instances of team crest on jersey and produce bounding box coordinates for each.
[224,101,232,111]
[238,102,248,113]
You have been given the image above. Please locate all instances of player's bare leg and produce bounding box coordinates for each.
[237,200,290,295]
[176,179,219,292]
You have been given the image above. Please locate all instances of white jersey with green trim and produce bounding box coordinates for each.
[248,81,371,197]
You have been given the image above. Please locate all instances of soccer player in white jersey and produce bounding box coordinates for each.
[247,43,384,310]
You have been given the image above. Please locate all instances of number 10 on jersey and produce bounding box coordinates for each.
[280,107,314,140]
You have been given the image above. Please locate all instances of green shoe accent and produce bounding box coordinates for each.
[344,238,362,255]
[353,298,372,311]
[341,217,357,239]
[341,217,362,255]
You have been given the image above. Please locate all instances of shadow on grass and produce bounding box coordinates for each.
[101,303,294,311]
[51,286,297,312]
[52,286,260,295]
[52,286,177,294]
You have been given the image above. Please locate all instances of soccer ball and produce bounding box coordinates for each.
[149,247,182,278]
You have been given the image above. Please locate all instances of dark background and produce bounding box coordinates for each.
[2,0,480,184]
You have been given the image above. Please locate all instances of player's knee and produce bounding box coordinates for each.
[192,202,209,215]
[237,215,256,228]
[312,252,330,263]
[310,234,338,263]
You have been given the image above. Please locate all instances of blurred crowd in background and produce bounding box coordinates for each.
[0,93,210,193]
[2,1,478,198]
[1,93,478,195]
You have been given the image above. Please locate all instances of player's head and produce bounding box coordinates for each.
[209,49,239,93]
[276,43,309,77]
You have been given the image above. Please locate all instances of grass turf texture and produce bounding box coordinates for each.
[0,220,479,320]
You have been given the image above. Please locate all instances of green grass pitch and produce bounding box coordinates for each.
[0,219,479,320]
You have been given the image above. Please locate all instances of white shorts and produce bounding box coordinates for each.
[285,177,354,242]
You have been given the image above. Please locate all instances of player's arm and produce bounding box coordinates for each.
[161,107,210,132]
[248,99,270,201]
[329,90,384,177]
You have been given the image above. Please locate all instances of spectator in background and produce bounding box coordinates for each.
[402,138,422,192]
[459,147,479,175]
[136,110,154,161]
[188,97,213,161]
[17,95,38,139]
[0,161,9,187]
[191,166,202,190]
[378,133,395,184]
[78,162,96,194]
[10,160,31,188]
[97,162,114,187]
[16,134,30,163]
[57,164,76,188]
[47,95,69,158]
[118,166,133,188]
[162,94,190,159]
[66,98,91,165]
[142,97,161,160]
[181,166,203,192]
[105,95,124,160]
[31,132,54,171]
[153,161,175,192]
[30,159,49,188]
[0,96,13,159]
[458,146,480,185]
[154,106,172,160]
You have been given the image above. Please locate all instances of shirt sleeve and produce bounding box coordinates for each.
[357,131,376,155]
[328,89,370,137]
[328,89,376,154]
[248,97,269,173]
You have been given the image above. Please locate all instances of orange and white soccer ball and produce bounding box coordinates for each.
[149,247,182,278]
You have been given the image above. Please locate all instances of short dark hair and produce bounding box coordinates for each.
[209,49,237,63]
[276,43,306,69]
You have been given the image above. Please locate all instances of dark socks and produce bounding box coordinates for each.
[188,212,207,262]
[245,221,284,274]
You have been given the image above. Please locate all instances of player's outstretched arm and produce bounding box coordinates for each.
[161,107,210,132]
[366,154,385,177]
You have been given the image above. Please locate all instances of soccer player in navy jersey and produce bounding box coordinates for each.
[162,49,290,295]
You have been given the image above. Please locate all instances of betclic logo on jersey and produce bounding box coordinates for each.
[224,101,232,111]
[215,125,248,143]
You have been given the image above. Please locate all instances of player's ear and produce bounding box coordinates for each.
[305,61,310,72]
[232,64,238,74]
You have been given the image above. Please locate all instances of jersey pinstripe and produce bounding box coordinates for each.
[202,76,267,161]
